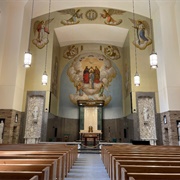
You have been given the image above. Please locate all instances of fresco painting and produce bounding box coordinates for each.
[63,45,79,59]
[129,18,152,50]
[33,18,54,49]
[59,9,83,25]
[100,9,125,25]
[67,53,117,106]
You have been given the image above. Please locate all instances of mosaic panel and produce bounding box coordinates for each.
[138,96,157,144]
[24,95,44,144]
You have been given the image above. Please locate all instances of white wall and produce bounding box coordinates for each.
[155,1,180,112]
[0,1,28,110]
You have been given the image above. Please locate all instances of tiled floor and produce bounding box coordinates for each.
[65,153,110,180]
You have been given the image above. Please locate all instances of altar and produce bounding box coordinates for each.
[78,100,104,147]
[80,132,101,146]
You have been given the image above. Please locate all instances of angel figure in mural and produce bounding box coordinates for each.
[63,45,78,59]
[104,45,120,60]
[59,9,83,25]
[99,83,105,97]
[100,9,125,25]
[76,82,84,96]
[129,18,152,50]
[33,18,54,49]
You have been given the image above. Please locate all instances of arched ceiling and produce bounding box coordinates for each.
[25,0,160,47]
[54,24,129,47]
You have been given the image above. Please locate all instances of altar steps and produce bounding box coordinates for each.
[78,148,101,154]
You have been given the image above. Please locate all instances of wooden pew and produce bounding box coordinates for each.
[0,143,78,177]
[0,159,57,180]
[0,153,65,180]
[0,143,78,167]
[116,160,180,180]
[108,150,180,179]
[128,173,180,180]
[121,165,180,180]
[0,144,78,180]
[0,165,49,180]
[101,144,180,180]
[112,155,180,180]
[30,176,39,180]
[0,173,39,180]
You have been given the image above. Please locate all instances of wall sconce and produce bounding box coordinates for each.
[163,115,167,124]
[15,114,18,123]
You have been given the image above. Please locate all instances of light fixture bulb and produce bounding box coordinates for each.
[134,72,140,86]
[150,52,158,69]
[24,51,32,68]
[42,71,48,85]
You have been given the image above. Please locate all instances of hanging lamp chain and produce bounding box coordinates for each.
[28,0,35,52]
[44,0,52,72]
[132,0,138,73]
[149,0,154,52]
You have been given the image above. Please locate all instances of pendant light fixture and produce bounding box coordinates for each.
[42,0,51,85]
[24,0,34,68]
[149,0,158,69]
[132,0,140,86]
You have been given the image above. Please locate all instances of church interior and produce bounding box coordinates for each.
[0,0,180,146]
[0,0,180,179]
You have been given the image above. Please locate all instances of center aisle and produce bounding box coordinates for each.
[65,153,110,180]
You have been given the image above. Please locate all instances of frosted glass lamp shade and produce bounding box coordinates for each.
[150,52,158,69]
[134,72,140,86]
[24,52,32,68]
[42,71,48,85]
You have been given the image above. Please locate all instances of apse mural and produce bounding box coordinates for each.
[67,53,116,106]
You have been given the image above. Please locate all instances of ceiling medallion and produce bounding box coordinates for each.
[85,9,98,21]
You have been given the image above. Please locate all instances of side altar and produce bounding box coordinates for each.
[77,100,104,147]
